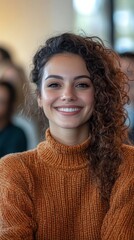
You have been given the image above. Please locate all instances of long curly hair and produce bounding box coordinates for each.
[31,32,129,200]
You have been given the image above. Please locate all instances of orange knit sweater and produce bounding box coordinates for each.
[0,129,134,240]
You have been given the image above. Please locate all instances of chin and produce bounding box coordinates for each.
[56,122,85,130]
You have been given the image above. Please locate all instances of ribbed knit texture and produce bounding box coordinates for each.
[0,129,134,239]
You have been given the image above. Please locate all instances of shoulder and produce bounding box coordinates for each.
[0,139,50,183]
[10,123,26,136]
[6,123,27,143]
[0,148,37,169]
[109,144,134,205]
[116,144,134,180]
[0,149,38,188]
[111,144,134,193]
[112,144,134,194]
[121,144,134,170]
[122,143,134,155]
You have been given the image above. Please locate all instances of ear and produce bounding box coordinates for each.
[37,96,43,108]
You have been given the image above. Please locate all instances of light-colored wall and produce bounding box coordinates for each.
[0,0,74,75]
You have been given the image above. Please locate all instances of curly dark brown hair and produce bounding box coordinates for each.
[31,32,129,200]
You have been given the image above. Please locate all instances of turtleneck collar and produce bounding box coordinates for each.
[37,129,90,170]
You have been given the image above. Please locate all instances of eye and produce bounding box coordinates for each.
[47,83,61,88]
[76,83,89,88]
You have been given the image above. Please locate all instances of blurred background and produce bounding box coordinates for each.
[1,0,134,71]
[0,0,134,157]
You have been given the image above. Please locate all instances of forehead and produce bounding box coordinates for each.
[43,53,89,75]
[46,53,85,64]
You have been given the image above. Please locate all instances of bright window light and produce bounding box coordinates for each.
[115,37,134,52]
[73,0,99,15]
[114,10,131,28]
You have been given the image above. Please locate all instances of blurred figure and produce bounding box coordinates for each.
[0,61,29,112]
[0,81,27,158]
[0,47,40,149]
[0,47,11,63]
[120,52,134,143]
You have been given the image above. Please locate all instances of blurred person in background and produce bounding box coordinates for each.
[120,52,134,143]
[0,61,29,111]
[0,81,27,158]
[0,47,11,63]
[0,47,40,149]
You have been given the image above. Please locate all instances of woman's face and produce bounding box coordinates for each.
[38,53,94,133]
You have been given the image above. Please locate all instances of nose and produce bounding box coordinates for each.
[60,85,77,102]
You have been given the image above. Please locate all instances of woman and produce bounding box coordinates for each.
[0,81,27,157]
[0,33,133,239]
[0,61,40,149]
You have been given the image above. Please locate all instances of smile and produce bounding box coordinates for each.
[57,107,81,112]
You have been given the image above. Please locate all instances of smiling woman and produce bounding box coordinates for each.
[0,32,134,240]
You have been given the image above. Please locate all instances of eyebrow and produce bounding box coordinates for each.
[45,75,91,80]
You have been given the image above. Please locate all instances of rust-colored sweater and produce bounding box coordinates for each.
[0,129,134,240]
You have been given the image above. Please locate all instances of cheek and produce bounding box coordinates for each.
[41,90,57,107]
[82,91,94,105]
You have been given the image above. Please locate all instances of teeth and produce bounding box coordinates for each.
[57,108,80,112]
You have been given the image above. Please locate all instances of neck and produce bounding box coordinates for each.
[49,125,90,146]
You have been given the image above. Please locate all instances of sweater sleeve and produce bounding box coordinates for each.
[0,154,37,240]
[101,147,134,239]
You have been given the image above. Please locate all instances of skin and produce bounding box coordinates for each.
[38,53,94,145]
